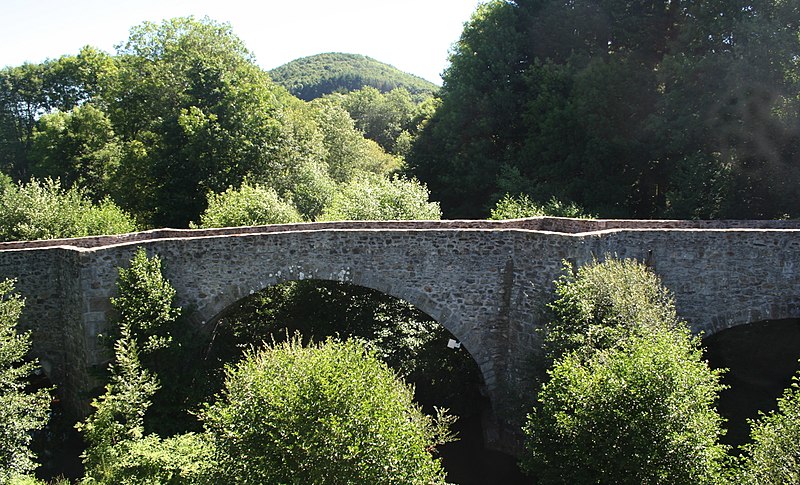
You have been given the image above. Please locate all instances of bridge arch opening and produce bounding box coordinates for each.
[703,317,800,449]
[198,278,526,484]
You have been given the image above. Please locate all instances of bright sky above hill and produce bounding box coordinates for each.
[1,0,483,84]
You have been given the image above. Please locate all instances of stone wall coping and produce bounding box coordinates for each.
[1,217,799,252]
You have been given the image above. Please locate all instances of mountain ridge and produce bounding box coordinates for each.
[269,52,439,101]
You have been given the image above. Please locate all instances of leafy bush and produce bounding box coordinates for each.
[77,301,161,482]
[525,331,729,484]
[79,248,206,483]
[489,193,593,220]
[109,248,182,357]
[0,279,51,481]
[202,337,454,484]
[81,433,214,485]
[0,178,136,242]
[523,258,729,484]
[319,175,441,221]
[736,367,800,484]
[542,257,680,365]
[196,182,303,228]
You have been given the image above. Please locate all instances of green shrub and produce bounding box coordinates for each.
[319,175,441,221]
[195,181,303,228]
[542,257,681,365]
[202,337,454,484]
[0,279,51,481]
[80,433,214,485]
[523,258,729,484]
[489,194,593,220]
[0,178,136,242]
[525,331,729,484]
[736,368,800,484]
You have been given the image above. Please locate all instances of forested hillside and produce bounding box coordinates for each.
[407,0,800,220]
[269,53,439,101]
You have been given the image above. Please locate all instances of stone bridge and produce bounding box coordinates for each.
[1,218,799,450]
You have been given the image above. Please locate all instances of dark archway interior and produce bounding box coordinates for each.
[703,318,800,449]
[205,279,527,484]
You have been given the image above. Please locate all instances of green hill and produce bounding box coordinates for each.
[269,53,439,101]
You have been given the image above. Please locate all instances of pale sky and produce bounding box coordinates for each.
[1,0,483,84]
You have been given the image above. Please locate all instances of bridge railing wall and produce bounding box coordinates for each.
[1,218,799,251]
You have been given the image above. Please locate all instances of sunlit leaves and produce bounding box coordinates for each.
[202,337,451,484]
[0,279,51,481]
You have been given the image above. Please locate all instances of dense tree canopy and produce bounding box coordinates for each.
[1,18,409,229]
[409,0,800,219]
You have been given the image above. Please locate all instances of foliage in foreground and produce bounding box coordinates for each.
[78,248,213,484]
[78,250,455,484]
[0,279,51,481]
[212,280,483,418]
[0,178,136,242]
[736,367,800,484]
[202,337,454,485]
[523,258,729,484]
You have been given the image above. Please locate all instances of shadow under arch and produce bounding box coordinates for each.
[193,272,497,402]
[192,276,528,483]
[703,317,800,448]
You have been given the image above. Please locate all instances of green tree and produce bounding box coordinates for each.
[0,178,136,242]
[194,181,303,228]
[110,248,181,359]
[334,86,420,156]
[202,337,454,484]
[310,98,400,182]
[79,249,215,484]
[0,279,51,482]
[523,258,729,483]
[30,103,122,201]
[319,175,441,221]
[736,367,800,483]
[0,48,114,179]
[105,17,305,226]
[408,0,528,217]
[409,0,800,219]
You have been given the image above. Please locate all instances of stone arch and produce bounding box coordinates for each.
[702,317,800,446]
[695,298,800,339]
[191,270,497,397]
